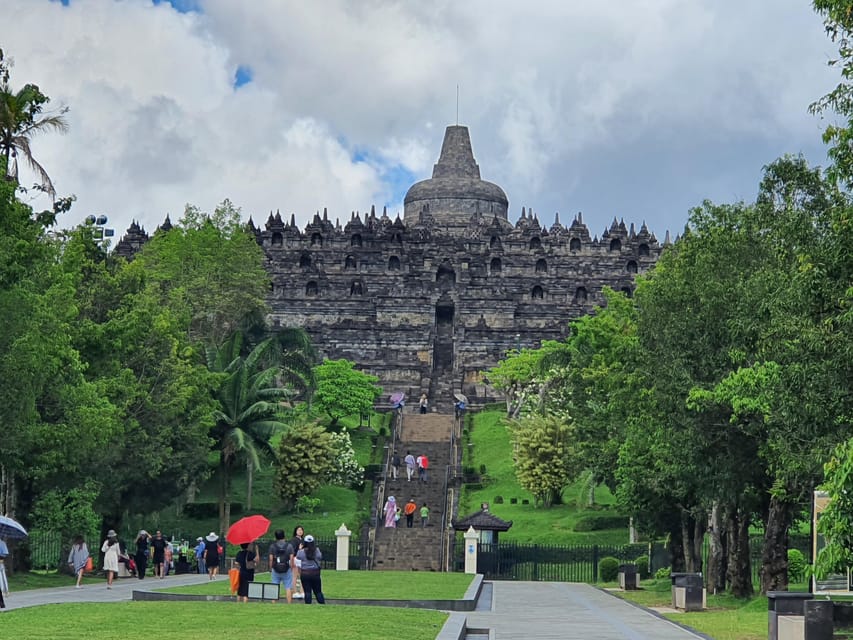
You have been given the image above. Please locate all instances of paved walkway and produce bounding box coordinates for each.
[465,582,708,640]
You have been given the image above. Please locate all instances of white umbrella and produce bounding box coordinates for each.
[0,515,28,539]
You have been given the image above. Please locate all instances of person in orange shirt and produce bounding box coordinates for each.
[403,498,417,528]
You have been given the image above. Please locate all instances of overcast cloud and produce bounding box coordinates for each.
[1,0,841,241]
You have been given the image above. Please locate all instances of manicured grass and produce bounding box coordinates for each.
[7,570,78,591]
[0,601,448,640]
[158,570,475,600]
[613,578,796,640]
[462,409,629,545]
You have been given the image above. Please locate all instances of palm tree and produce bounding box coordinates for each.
[0,82,68,198]
[207,332,292,533]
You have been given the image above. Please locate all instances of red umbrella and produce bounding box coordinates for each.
[226,515,271,545]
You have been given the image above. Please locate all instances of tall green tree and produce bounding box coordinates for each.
[207,332,291,533]
[0,77,68,197]
[137,199,269,346]
[510,413,580,508]
[313,359,381,429]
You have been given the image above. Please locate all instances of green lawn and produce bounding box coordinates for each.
[613,578,784,640]
[462,409,630,545]
[0,601,448,640]
[158,570,475,599]
[7,570,78,591]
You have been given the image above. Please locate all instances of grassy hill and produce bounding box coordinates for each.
[460,407,630,545]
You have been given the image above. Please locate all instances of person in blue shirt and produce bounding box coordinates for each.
[194,536,206,574]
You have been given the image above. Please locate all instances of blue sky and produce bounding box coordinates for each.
[5,0,842,240]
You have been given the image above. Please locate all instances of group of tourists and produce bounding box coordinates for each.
[383,496,429,528]
[60,524,326,605]
[391,450,429,482]
[260,525,324,604]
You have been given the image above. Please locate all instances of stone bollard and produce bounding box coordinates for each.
[618,564,639,590]
[464,526,478,574]
[767,591,812,640]
[335,523,351,571]
[804,599,833,640]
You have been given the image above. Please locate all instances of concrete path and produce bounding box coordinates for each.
[1,572,214,611]
[465,582,708,640]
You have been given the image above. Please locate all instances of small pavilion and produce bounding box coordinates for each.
[452,502,513,544]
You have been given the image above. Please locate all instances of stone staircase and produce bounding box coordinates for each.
[373,413,454,571]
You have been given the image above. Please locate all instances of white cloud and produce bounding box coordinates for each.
[2,0,839,240]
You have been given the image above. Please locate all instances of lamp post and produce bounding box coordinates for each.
[84,214,114,245]
[515,333,521,354]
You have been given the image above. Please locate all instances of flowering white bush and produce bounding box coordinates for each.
[326,431,364,488]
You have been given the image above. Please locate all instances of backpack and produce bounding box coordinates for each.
[271,541,292,573]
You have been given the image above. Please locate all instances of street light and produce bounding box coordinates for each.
[84,214,114,244]
[515,333,521,353]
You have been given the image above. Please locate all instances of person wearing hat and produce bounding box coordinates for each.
[134,530,150,580]
[101,529,120,589]
[194,536,207,574]
[202,532,221,580]
[295,535,325,604]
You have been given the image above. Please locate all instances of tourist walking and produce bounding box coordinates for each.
[0,537,10,596]
[419,393,429,414]
[150,530,167,578]
[420,503,430,528]
[203,532,221,580]
[68,536,91,588]
[290,525,305,599]
[391,451,400,480]
[194,536,206,574]
[101,530,120,589]
[384,495,398,528]
[235,542,259,603]
[404,498,417,528]
[418,454,429,482]
[268,529,295,603]
[134,530,150,579]
[296,535,325,604]
[404,451,416,481]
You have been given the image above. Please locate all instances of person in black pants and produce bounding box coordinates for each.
[134,530,150,580]
[295,535,325,604]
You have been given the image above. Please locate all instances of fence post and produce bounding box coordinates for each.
[464,527,479,574]
[335,523,351,571]
[593,545,599,582]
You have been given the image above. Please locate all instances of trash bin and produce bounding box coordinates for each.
[618,564,639,590]
[670,572,704,611]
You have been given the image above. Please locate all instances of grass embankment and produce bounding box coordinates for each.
[158,570,475,599]
[0,602,448,640]
[128,412,390,544]
[462,408,629,545]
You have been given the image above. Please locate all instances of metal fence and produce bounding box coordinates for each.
[451,536,813,584]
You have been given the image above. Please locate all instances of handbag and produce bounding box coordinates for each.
[84,557,93,572]
[245,559,256,570]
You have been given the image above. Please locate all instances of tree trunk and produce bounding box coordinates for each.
[218,459,232,536]
[707,503,727,594]
[760,494,791,594]
[726,507,754,598]
[693,513,705,574]
[680,511,704,572]
[246,458,253,511]
[668,520,686,572]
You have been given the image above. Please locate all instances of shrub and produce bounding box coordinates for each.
[654,566,671,580]
[510,498,518,504]
[788,548,806,582]
[295,495,321,514]
[573,514,629,532]
[183,502,242,519]
[522,499,529,505]
[465,482,484,491]
[598,556,620,582]
[494,495,504,504]
[479,464,487,475]
[635,555,650,579]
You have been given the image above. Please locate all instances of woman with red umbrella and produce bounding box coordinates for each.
[235,541,259,603]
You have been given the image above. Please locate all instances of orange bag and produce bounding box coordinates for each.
[84,557,93,572]
[229,567,240,595]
